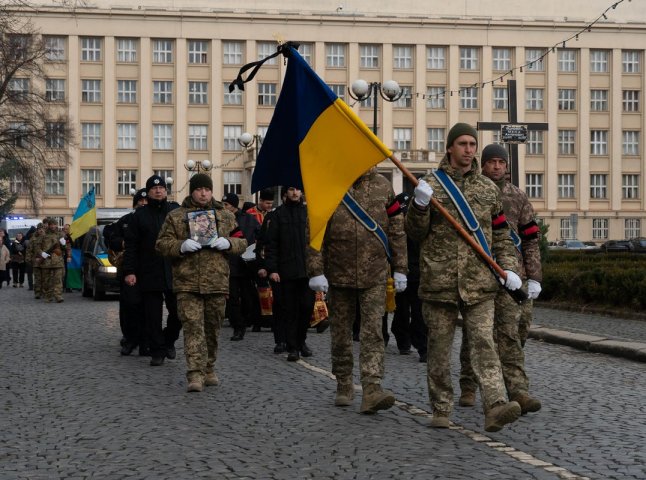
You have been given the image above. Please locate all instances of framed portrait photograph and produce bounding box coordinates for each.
[187,209,219,246]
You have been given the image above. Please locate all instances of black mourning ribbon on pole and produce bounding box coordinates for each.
[229,41,301,93]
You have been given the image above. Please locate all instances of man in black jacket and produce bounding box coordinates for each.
[105,188,148,356]
[264,186,315,361]
[123,175,180,366]
[389,193,428,362]
[222,192,261,341]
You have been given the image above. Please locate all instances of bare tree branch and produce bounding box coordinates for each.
[0,1,75,216]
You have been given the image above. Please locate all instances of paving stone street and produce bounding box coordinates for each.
[1,287,645,480]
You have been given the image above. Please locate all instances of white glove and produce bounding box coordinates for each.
[500,270,522,291]
[309,274,329,293]
[41,252,50,259]
[211,237,231,251]
[393,272,407,293]
[180,239,202,253]
[413,179,434,207]
[59,237,66,246]
[527,279,542,300]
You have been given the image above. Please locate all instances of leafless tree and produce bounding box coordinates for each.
[0,0,79,217]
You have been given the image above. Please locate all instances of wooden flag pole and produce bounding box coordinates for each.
[388,154,508,280]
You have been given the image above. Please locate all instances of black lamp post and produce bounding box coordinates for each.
[184,159,213,174]
[347,79,403,135]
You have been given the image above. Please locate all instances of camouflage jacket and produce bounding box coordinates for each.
[307,169,407,288]
[25,234,41,266]
[155,196,247,295]
[405,155,518,305]
[37,230,65,269]
[497,180,543,282]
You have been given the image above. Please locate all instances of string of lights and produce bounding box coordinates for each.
[392,0,631,101]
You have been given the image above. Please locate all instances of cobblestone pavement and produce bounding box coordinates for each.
[1,287,645,480]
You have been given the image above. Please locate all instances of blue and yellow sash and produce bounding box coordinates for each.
[432,169,492,258]
[342,192,391,260]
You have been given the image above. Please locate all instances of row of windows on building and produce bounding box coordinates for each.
[20,74,642,114]
[560,217,642,241]
[8,167,640,204]
[9,169,243,198]
[41,35,643,74]
[525,173,641,200]
[20,120,640,157]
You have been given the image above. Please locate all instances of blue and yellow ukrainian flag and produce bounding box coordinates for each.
[251,46,392,250]
[70,187,96,241]
[65,187,96,289]
[67,188,97,289]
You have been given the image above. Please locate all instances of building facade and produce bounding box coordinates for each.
[9,0,646,241]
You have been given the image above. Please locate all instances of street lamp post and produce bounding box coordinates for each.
[165,176,174,197]
[238,132,264,203]
[348,79,403,136]
[184,159,213,174]
[237,132,262,157]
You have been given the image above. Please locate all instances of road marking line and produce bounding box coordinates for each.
[299,360,590,480]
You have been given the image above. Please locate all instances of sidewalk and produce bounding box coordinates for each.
[529,305,646,363]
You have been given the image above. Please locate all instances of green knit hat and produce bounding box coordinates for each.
[190,173,213,193]
[446,123,478,151]
[481,144,509,166]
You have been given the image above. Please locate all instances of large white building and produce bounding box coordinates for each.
[9,0,646,241]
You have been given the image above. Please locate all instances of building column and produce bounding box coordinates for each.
[67,36,80,214]
[103,36,116,208]
[139,38,152,186]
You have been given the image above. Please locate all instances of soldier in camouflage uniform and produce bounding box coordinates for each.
[156,174,247,393]
[458,144,542,414]
[405,123,523,432]
[308,167,407,414]
[37,218,66,303]
[25,223,45,299]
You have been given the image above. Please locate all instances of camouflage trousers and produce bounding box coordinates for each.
[518,299,534,347]
[459,289,529,398]
[423,300,506,414]
[33,267,43,298]
[41,267,64,302]
[328,284,386,387]
[176,292,226,383]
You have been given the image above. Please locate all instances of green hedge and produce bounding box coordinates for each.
[541,251,646,310]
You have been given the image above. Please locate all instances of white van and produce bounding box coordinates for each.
[96,208,132,226]
[0,217,42,240]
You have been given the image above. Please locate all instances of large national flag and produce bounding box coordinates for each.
[70,187,96,241]
[67,188,96,290]
[250,46,393,250]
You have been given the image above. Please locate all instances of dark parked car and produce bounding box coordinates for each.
[629,237,646,252]
[81,225,120,300]
[600,239,633,253]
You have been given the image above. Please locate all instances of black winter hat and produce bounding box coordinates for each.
[145,175,166,191]
[189,173,213,194]
[259,188,274,201]
[446,122,478,151]
[222,192,239,208]
[481,144,509,166]
[132,188,147,207]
